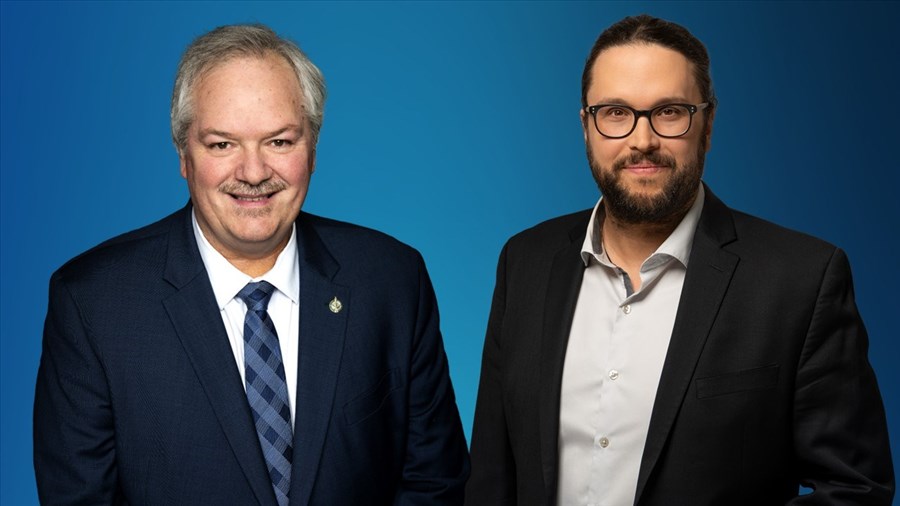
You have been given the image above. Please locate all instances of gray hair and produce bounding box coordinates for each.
[171,24,326,153]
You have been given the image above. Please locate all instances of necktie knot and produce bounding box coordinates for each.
[237,281,276,312]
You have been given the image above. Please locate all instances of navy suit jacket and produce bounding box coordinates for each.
[34,205,470,505]
[465,186,894,505]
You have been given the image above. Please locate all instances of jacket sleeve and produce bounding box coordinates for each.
[394,252,471,505]
[465,242,519,505]
[789,248,894,504]
[33,273,126,505]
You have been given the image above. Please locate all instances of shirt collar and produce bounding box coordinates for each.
[192,210,300,309]
[580,184,705,270]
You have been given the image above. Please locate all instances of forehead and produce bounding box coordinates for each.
[587,43,700,106]
[191,54,304,128]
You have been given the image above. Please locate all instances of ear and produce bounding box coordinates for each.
[309,148,317,175]
[580,108,589,143]
[179,151,189,179]
[703,109,715,153]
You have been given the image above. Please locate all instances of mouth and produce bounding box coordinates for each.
[219,180,288,207]
[624,164,667,174]
[228,191,277,205]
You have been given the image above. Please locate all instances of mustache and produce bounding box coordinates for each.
[219,180,287,196]
[612,151,677,171]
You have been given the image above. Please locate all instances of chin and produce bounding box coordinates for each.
[622,181,667,199]
[227,222,281,242]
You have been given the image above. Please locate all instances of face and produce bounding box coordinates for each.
[180,54,315,262]
[581,43,713,225]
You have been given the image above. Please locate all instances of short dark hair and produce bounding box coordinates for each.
[581,15,716,116]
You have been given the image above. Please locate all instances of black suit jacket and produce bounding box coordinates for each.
[466,187,893,505]
[34,205,470,505]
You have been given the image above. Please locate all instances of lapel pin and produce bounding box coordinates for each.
[328,296,343,314]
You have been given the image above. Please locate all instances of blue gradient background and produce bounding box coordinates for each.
[2,1,898,503]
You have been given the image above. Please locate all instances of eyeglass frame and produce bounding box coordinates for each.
[583,102,710,139]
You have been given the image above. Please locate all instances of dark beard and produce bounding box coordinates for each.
[588,146,705,225]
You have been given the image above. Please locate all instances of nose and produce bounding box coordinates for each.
[628,116,660,153]
[236,146,272,185]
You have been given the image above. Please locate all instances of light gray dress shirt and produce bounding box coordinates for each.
[557,186,705,506]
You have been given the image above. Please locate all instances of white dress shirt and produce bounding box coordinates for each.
[192,212,300,426]
[557,186,705,506]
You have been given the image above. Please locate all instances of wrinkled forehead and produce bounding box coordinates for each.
[587,43,700,106]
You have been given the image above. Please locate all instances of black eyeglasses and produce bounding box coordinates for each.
[584,102,709,139]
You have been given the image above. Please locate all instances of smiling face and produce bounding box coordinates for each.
[180,53,314,265]
[581,43,713,225]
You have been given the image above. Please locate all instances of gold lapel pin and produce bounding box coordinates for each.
[328,296,343,314]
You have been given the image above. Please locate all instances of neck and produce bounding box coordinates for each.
[228,253,282,278]
[216,234,291,278]
[601,197,693,274]
[195,215,293,278]
[601,216,672,272]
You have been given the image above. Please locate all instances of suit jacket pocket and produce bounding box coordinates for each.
[695,364,779,399]
[343,368,402,426]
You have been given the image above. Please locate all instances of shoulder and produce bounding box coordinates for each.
[298,213,440,313]
[504,208,592,257]
[728,209,838,263]
[299,212,427,284]
[51,208,185,285]
[700,187,840,268]
[301,212,421,259]
[700,198,848,290]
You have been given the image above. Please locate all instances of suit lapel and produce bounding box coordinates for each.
[161,206,274,506]
[539,219,589,504]
[633,188,739,504]
[288,214,350,506]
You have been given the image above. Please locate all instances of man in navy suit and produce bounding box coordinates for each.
[465,15,893,505]
[34,24,469,505]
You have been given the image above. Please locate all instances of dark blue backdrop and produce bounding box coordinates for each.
[2,2,898,503]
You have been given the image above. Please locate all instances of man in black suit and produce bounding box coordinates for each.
[466,14,893,505]
[34,24,469,505]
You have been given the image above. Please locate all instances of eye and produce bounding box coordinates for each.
[209,141,231,150]
[655,105,686,119]
[599,106,632,122]
[270,139,293,148]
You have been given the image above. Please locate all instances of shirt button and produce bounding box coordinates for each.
[608,370,619,380]
[599,437,610,448]
[623,304,632,314]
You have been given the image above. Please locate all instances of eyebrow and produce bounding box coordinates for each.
[197,125,304,139]
[591,97,694,108]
